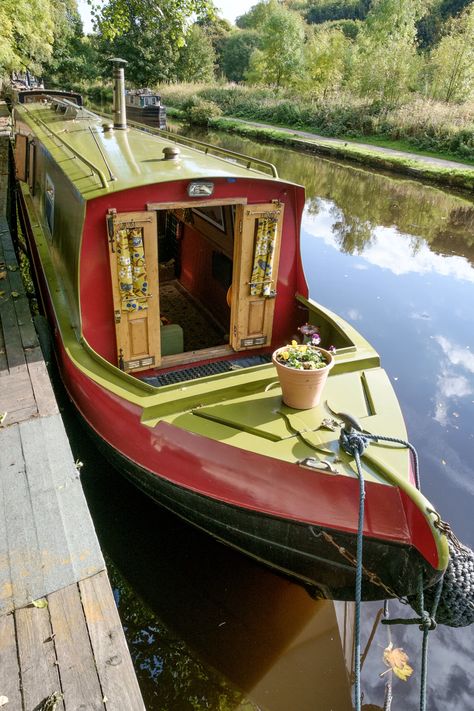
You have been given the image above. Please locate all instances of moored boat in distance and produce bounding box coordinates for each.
[125,88,167,129]
[12,61,450,601]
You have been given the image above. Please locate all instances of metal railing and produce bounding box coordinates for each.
[20,104,109,189]
[94,109,279,179]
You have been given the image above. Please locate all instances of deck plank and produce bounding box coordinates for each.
[25,346,58,417]
[16,604,65,711]
[48,584,105,710]
[0,424,44,613]
[80,572,145,711]
[0,611,23,709]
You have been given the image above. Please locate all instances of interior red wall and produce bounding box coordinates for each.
[179,225,230,327]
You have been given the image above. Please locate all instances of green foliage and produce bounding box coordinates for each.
[176,24,216,82]
[183,95,223,125]
[42,1,101,87]
[0,0,55,74]
[349,0,427,102]
[305,0,371,24]
[301,25,351,97]
[245,1,306,87]
[221,30,262,83]
[196,16,233,75]
[417,0,474,49]
[429,5,474,102]
[93,0,214,45]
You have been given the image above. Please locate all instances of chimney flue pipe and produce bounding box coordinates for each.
[110,58,128,130]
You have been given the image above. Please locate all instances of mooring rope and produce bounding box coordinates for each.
[339,427,436,711]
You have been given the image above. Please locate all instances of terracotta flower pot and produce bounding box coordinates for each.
[272,346,334,410]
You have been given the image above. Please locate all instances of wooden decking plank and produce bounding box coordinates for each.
[16,603,65,711]
[0,292,26,369]
[80,572,145,711]
[48,583,105,710]
[0,367,37,426]
[25,346,58,417]
[0,424,44,613]
[19,417,104,595]
[0,611,23,709]
[14,294,38,350]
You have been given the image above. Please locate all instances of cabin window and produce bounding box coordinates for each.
[45,174,55,235]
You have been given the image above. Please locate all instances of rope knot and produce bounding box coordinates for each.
[419,610,437,632]
[340,428,369,457]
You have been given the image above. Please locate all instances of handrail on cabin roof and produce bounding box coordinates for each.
[20,104,109,189]
[94,109,279,179]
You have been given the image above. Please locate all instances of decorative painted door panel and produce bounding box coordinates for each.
[230,202,284,351]
[107,210,161,372]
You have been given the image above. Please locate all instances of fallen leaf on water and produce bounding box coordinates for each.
[11,292,19,298]
[382,642,413,681]
[0,270,6,279]
[31,598,48,609]
[7,265,18,271]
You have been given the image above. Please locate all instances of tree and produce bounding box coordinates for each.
[176,24,216,82]
[245,1,306,87]
[349,0,428,102]
[92,0,215,86]
[300,25,350,97]
[1,0,55,75]
[196,16,233,76]
[221,30,262,82]
[429,5,474,102]
[94,0,213,46]
[42,0,102,87]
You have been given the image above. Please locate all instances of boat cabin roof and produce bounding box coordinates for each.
[14,98,284,201]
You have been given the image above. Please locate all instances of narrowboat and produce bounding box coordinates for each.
[11,62,449,601]
[125,88,167,129]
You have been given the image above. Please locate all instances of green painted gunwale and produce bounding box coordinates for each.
[15,102,284,201]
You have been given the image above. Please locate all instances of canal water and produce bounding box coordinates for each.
[61,125,474,710]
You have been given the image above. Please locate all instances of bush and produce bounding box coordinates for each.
[182,96,222,126]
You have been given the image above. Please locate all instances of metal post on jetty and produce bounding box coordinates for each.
[0,101,144,710]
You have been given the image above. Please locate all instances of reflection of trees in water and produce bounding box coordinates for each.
[106,555,256,711]
[197,127,474,262]
[330,204,375,255]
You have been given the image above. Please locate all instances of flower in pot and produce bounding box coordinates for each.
[272,330,335,409]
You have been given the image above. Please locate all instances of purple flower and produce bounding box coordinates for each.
[311,332,321,345]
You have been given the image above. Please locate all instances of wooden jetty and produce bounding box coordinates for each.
[0,106,145,710]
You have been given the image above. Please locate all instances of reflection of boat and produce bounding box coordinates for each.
[125,88,167,129]
[12,60,449,601]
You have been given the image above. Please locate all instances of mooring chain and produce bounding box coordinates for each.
[314,528,404,602]
[427,508,465,553]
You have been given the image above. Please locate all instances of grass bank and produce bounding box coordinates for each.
[165,106,474,192]
[159,83,474,162]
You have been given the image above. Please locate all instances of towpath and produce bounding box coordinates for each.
[225,117,474,172]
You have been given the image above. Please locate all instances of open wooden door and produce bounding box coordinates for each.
[230,202,284,351]
[107,210,161,372]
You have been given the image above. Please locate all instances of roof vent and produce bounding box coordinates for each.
[102,121,114,133]
[163,146,181,161]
